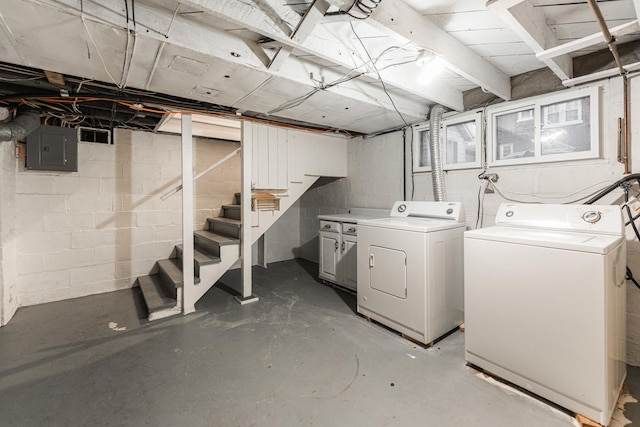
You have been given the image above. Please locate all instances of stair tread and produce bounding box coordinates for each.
[208,217,241,227]
[221,204,240,209]
[137,274,176,313]
[158,258,201,287]
[176,244,221,265]
[194,229,240,246]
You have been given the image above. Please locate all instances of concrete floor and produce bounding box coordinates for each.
[0,259,638,427]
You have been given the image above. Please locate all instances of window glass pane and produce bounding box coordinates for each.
[496,109,534,160]
[541,96,590,156]
[419,129,431,167]
[446,121,476,164]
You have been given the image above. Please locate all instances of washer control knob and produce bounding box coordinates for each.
[397,204,407,213]
[446,208,453,214]
[582,211,601,224]
[505,211,514,217]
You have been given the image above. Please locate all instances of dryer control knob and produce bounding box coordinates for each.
[582,211,601,223]
[397,204,407,213]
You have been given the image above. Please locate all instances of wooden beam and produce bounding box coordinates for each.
[44,70,66,86]
[488,0,573,81]
[537,20,639,61]
[369,0,512,101]
[182,0,464,110]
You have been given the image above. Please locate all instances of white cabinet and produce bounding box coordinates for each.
[318,220,359,291]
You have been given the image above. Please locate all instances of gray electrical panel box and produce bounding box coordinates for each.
[26,125,78,172]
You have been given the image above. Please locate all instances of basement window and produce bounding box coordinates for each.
[78,127,112,144]
[487,86,599,166]
[412,110,482,172]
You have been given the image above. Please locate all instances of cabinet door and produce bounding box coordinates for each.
[319,232,340,282]
[341,234,358,291]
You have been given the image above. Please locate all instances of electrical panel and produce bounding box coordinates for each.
[26,125,78,172]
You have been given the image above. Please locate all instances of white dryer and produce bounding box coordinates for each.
[357,201,466,345]
[464,203,626,426]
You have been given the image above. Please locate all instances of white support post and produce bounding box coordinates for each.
[236,121,259,305]
[181,114,196,314]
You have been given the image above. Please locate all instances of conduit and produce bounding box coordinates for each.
[0,110,40,142]
[429,104,446,201]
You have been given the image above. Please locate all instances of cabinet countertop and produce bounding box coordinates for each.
[318,213,387,223]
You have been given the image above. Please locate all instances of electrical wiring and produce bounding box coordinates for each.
[8,94,356,137]
[350,22,408,127]
[80,1,122,88]
[489,179,618,204]
[0,75,44,82]
[475,180,487,229]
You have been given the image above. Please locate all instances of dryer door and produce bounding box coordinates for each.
[369,245,407,299]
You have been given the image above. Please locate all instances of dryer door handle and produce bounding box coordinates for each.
[369,253,374,268]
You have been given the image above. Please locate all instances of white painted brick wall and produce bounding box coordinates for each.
[14,129,240,307]
[0,142,18,325]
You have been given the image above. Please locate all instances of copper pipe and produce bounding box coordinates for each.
[586,0,625,74]
[617,117,623,163]
[623,75,630,174]
[586,0,630,173]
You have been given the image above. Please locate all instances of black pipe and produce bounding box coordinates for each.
[584,173,640,204]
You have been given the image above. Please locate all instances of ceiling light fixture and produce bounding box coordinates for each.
[416,49,446,85]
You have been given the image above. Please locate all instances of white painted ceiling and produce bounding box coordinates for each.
[0,0,639,134]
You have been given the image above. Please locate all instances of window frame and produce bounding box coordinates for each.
[487,86,599,167]
[412,110,482,172]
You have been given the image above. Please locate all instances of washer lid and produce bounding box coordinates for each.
[465,226,623,254]
[360,217,466,232]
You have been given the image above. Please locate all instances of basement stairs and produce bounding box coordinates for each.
[136,193,242,321]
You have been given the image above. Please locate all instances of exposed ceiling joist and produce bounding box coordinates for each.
[537,20,640,61]
[22,0,427,131]
[181,0,464,111]
[369,0,512,102]
[487,0,573,81]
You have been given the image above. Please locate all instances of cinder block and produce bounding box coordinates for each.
[133,241,174,260]
[67,195,114,213]
[16,253,44,275]
[155,225,182,242]
[17,194,66,214]
[18,269,71,293]
[16,213,45,233]
[79,160,123,178]
[115,259,155,279]
[70,263,116,285]
[95,212,135,229]
[16,174,55,194]
[45,213,94,232]
[89,144,118,162]
[43,248,94,271]
[94,245,134,264]
[51,176,101,195]
[136,211,174,227]
[99,178,144,195]
[110,227,156,246]
[122,162,162,178]
[71,230,117,249]
[18,232,72,253]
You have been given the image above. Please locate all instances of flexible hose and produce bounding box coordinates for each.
[429,104,446,201]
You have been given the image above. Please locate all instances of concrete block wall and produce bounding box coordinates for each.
[15,129,240,306]
[0,142,18,325]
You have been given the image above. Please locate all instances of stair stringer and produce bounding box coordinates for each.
[190,244,240,304]
[250,175,319,245]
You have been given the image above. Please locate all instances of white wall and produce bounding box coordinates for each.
[343,75,640,366]
[14,129,240,306]
[0,141,18,325]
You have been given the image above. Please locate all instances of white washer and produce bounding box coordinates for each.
[464,203,626,426]
[357,201,466,345]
